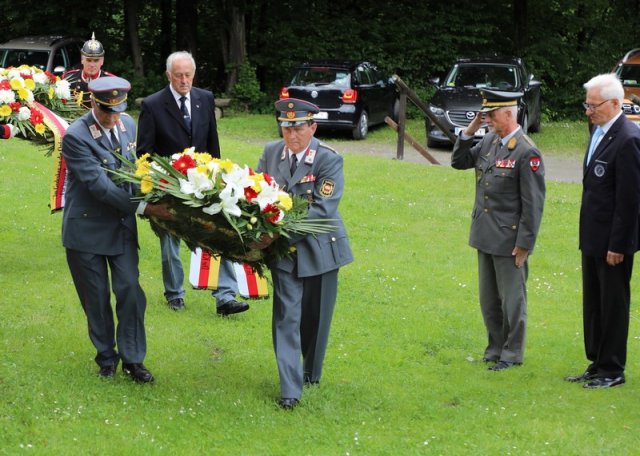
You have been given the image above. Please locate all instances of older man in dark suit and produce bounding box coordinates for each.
[566,73,640,389]
[255,98,353,409]
[452,90,546,372]
[62,77,172,382]
[137,51,248,316]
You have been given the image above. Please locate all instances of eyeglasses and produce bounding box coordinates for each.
[582,99,611,111]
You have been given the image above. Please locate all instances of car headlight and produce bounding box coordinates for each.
[429,105,445,116]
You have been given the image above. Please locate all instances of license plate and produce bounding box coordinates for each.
[455,127,486,137]
[314,112,328,120]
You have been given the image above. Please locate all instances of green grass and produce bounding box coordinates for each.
[1,116,638,455]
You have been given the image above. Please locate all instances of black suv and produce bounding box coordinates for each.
[278,60,398,139]
[426,57,542,147]
[0,35,84,75]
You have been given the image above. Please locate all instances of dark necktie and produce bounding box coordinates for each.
[180,96,192,131]
[110,128,119,150]
[290,153,298,176]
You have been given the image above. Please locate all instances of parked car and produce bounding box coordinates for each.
[0,35,84,76]
[613,48,640,127]
[426,56,542,148]
[278,60,399,139]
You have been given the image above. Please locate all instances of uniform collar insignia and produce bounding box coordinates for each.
[507,136,518,150]
[304,149,316,164]
[89,123,102,139]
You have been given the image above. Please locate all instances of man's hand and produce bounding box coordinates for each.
[512,246,529,269]
[248,232,279,250]
[143,202,174,221]
[463,112,484,136]
[606,251,624,266]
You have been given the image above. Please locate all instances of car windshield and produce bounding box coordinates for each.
[617,64,640,87]
[291,67,351,87]
[444,64,519,91]
[1,49,50,70]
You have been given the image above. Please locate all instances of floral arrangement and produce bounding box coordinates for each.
[0,65,78,138]
[111,148,335,272]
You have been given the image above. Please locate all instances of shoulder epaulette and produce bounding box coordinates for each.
[318,141,340,154]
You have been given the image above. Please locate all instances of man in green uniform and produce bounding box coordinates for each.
[451,90,545,371]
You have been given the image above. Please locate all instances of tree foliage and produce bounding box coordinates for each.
[1,0,639,118]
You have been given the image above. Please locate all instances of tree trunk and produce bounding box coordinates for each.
[222,5,247,94]
[513,0,527,53]
[124,0,144,78]
[176,0,198,57]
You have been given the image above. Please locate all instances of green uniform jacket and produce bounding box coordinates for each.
[451,129,546,256]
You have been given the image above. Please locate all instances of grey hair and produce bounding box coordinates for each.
[583,73,624,104]
[166,51,196,74]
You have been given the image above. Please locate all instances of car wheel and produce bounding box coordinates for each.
[529,110,541,133]
[352,111,369,140]
[391,98,400,122]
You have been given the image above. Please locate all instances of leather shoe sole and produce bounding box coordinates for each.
[488,361,522,371]
[217,300,250,316]
[565,371,598,383]
[122,363,155,383]
[583,376,625,389]
[277,397,300,410]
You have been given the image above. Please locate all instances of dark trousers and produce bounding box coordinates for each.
[581,253,633,378]
[66,238,147,367]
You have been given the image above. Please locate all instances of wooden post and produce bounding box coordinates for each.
[396,91,407,160]
[385,117,440,165]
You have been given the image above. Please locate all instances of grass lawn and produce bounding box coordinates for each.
[1,115,638,454]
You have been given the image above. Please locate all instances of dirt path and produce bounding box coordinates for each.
[337,141,583,183]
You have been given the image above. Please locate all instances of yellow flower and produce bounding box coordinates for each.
[9,79,23,90]
[48,87,55,99]
[196,164,209,175]
[194,152,213,164]
[140,175,154,194]
[248,173,264,191]
[35,123,46,135]
[17,88,30,100]
[216,158,234,173]
[24,79,36,90]
[134,160,151,177]
[0,104,12,117]
[278,193,293,211]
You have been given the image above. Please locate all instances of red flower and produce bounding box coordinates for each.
[45,71,57,84]
[9,102,21,112]
[21,72,33,80]
[29,108,44,125]
[244,187,258,202]
[263,173,273,185]
[172,155,196,175]
[262,203,281,223]
[0,80,10,90]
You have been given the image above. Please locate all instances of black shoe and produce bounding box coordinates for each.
[304,375,320,386]
[277,397,300,410]
[167,298,185,311]
[482,357,498,363]
[122,363,155,383]
[488,360,522,371]
[217,300,249,316]
[98,364,117,378]
[583,376,625,389]
[565,370,598,383]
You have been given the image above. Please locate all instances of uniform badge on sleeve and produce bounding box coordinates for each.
[319,179,335,197]
[530,157,541,172]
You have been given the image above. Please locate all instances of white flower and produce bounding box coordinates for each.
[254,179,281,209]
[32,72,48,85]
[202,185,241,217]
[17,106,31,121]
[221,164,253,196]
[180,167,213,199]
[54,79,71,100]
[0,89,16,104]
